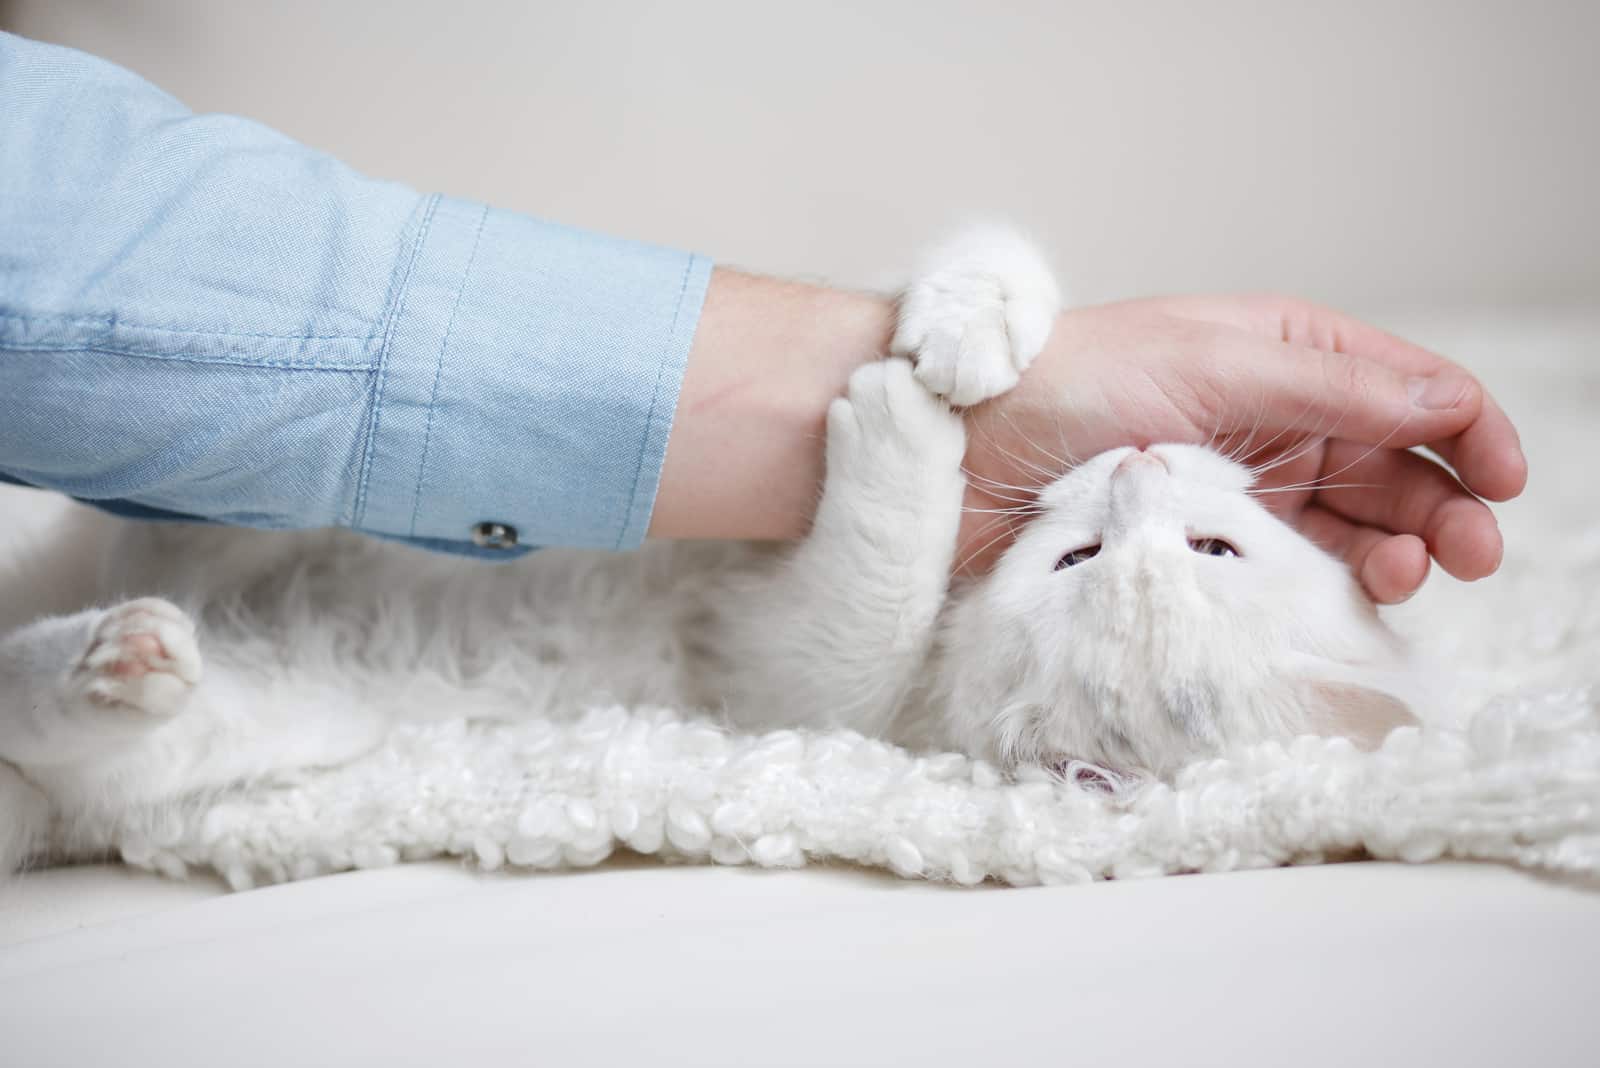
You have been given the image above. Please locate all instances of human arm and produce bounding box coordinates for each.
[0,31,1523,599]
[660,279,1524,604]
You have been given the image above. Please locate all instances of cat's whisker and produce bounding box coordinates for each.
[959,476,1040,507]
[966,495,1039,509]
[1250,416,1338,478]
[1047,405,1083,467]
[1297,416,1412,490]
[999,408,1071,471]
[1228,385,1271,463]
[963,493,1038,511]
[1248,393,1356,478]
[969,412,1060,484]
[960,468,1040,494]
[1254,407,1413,496]
[1249,425,1326,476]
[1236,389,1323,470]
[953,516,1022,574]
[1249,482,1382,495]
[953,463,1056,495]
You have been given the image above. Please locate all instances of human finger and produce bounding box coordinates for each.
[1293,505,1431,604]
[1196,326,1484,448]
[1309,443,1504,581]
[1216,298,1527,502]
[1418,390,1527,503]
[1278,303,1528,499]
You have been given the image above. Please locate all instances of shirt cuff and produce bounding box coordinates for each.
[355,195,713,552]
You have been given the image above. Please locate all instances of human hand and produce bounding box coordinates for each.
[956,294,1527,602]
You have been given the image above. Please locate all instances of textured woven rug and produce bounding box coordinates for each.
[82,315,1600,888]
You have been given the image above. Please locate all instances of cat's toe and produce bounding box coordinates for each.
[1001,284,1058,374]
[892,225,1062,406]
[73,598,201,718]
[903,296,1022,408]
[834,358,964,461]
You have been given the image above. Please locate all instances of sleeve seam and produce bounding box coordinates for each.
[0,310,366,341]
[350,193,440,530]
[0,344,373,371]
[407,203,490,537]
[615,254,699,551]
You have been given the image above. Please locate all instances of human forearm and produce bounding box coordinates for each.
[649,269,893,540]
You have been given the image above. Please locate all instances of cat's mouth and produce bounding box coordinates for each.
[1049,757,1147,797]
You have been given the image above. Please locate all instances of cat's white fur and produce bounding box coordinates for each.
[0,227,1413,874]
[891,223,1062,406]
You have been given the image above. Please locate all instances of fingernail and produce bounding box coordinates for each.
[1408,373,1469,410]
[1387,584,1418,606]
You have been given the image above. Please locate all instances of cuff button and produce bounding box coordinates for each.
[471,521,518,549]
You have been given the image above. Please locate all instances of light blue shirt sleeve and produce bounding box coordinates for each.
[0,32,713,557]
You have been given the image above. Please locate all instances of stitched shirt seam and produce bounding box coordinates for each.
[0,344,374,371]
[407,204,489,537]
[615,254,696,551]
[0,309,366,341]
[351,193,440,530]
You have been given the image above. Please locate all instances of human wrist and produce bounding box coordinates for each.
[648,268,893,540]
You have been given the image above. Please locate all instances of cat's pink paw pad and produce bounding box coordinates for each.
[73,598,201,717]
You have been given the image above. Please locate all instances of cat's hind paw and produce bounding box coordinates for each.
[70,598,201,719]
[891,224,1062,408]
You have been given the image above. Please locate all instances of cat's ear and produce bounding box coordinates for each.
[1301,681,1418,750]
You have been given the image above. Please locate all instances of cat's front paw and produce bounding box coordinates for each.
[891,225,1062,407]
[828,357,966,477]
[69,598,201,719]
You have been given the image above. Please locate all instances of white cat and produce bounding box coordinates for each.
[0,227,1414,874]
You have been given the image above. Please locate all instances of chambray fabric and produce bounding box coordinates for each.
[0,33,712,557]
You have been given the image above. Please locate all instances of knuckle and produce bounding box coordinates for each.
[1319,348,1371,403]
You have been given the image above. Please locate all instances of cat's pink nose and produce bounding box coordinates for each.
[1111,448,1169,514]
[1114,448,1167,476]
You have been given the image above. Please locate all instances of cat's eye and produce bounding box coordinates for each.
[1055,544,1101,570]
[1189,537,1240,558]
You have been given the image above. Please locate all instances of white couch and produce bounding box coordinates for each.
[2,858,1597,1065]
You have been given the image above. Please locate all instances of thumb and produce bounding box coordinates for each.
[1217,333,1484,447]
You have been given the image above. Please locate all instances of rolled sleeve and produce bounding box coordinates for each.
[0,32,713,557]
[358,196,712,552]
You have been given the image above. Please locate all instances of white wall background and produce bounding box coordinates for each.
[5,0,1596,313]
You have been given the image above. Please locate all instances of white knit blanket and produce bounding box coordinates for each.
[95,315,1600,888]
[105,692,1598,891]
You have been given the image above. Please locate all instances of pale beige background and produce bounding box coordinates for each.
[5,0,1596,314]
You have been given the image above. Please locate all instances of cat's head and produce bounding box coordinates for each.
[940,444,1416,779]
